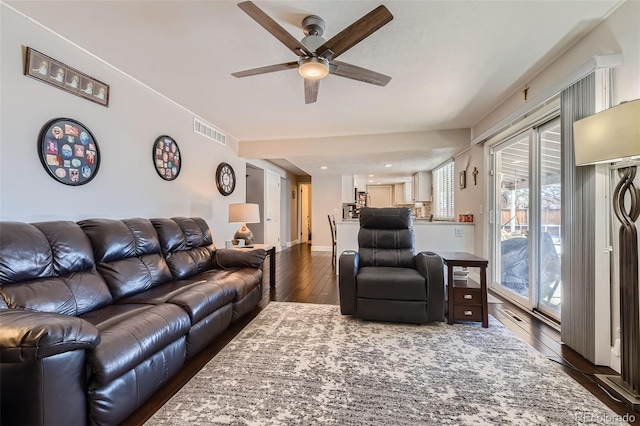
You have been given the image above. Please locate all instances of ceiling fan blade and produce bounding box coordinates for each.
[232,61,299,78]
[316,5,393,60]
[238,1,313,57]
[330,60,391,86]
[304,79,319,104]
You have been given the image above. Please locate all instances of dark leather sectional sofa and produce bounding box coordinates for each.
[0,217,266,426]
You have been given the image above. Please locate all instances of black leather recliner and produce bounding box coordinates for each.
[338,207,445,324]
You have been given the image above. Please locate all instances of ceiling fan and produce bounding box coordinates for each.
[231,1,393,104]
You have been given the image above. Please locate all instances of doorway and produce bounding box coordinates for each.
[299,183,311,244]
[367,185,392,207]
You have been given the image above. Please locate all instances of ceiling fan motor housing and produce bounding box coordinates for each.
[302,15,325,36]
[301,35,326,53]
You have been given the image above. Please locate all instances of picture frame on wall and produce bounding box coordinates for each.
[24,47,110,107]
[153,135,181,181]
[38,117,101,186]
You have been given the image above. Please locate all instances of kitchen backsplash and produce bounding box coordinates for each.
[394,202,433,219]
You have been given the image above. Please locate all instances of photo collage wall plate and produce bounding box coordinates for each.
[153,135,181,181]
[38,118,100,186]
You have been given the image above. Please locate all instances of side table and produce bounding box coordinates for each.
[232,244,276,289]
[438,251,489,328]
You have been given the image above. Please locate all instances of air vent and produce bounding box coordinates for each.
[501,308,523,322]
[193,117,226,146]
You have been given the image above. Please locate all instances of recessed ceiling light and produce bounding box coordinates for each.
[377,182,381,185]
[369,174,375,177]
[384,164,392,167]
[320,166,328,169]
[368,180,373,182]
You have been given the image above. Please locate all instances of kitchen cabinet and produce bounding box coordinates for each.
[394,182,413,204]
[412,171,432,202]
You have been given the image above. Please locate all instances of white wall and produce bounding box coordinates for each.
[454,144,486,257]
[472,1,639,139]
[310,174,342,251]
[0,6,244,243]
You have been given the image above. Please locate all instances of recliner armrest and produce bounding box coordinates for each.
[338,251,359,315]
[0,310,100,362]
[212,248,267,269]
[415,251,445,322]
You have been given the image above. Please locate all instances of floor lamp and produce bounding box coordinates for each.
[574,99,640,409]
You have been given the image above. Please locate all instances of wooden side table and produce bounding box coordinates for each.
[438,251,489,328]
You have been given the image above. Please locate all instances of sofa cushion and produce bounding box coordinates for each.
[358,207,416,268]
[80,303,190,384]
[79,218,173,300]
[116,273,236,323]
[357,266,427,301]
[0,221,112,315]
[210,268,263,300]
[151,217,215,280]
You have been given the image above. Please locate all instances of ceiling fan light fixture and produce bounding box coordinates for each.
[298,57,330,80]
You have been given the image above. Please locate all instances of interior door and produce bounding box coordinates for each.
[266,171,281,251]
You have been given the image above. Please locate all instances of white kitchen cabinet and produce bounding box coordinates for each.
[412,171,432,202]
[404,181,412,203]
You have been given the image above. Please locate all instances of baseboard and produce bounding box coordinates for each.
[311,245,332,252]
[286,239,299,248]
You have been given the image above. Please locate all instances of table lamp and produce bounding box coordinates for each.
[573,98,640,409]
[228,203,260,246]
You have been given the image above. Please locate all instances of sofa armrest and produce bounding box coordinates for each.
[338,251,359,315]
[0,310,100,362]
[212,248,266,269]
[416,251,445,322]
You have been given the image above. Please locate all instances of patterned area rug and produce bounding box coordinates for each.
[147,302,625,425]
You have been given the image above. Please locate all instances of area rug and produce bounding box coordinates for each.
[146,302,626,425]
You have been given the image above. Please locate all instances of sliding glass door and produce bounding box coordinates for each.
[492,132,532,306]
[491,118,562,321]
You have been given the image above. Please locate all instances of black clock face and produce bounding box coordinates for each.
[216,162,236,196]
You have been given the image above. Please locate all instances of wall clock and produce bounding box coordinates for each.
[216,162,236,196]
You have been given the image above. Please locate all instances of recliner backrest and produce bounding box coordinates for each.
[151,217,216,280]
[358,207,416,268]
[79,218,173,300]
[0,221,112,315]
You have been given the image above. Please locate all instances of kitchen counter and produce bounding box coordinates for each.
[340,219,473,225]
[335,220,474,274]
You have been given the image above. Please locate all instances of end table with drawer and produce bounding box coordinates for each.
[438,251,489,328]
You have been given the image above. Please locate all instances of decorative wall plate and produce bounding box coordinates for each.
[216,162,236,196]
[153,135,181,181]
[38,118,100,186]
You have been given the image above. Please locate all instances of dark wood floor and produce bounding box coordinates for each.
[125,243,638,425]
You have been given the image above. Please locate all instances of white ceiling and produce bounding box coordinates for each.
[7,0,621,185]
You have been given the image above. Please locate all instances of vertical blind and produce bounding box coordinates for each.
[560,72,597,362]
[433,161,454,220]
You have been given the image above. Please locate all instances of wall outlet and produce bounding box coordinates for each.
[455,227,462,237]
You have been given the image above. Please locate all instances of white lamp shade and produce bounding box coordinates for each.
[573,99,640,166]
[228,203,260,224]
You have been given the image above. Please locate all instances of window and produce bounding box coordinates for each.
[433,161,454,220]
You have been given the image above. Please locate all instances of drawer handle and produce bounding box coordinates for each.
[464,310,473,316]
[464,294,473,300]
